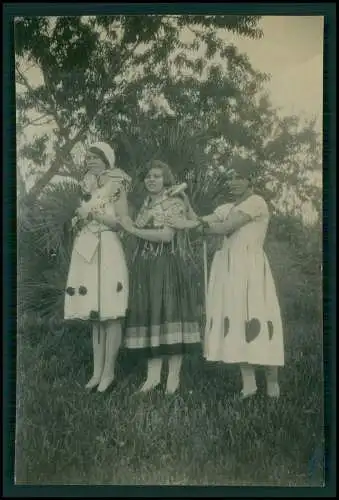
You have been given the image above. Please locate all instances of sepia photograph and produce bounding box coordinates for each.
[12,10,327,488]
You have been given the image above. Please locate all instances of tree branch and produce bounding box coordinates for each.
[23,40,140,203]
[16,65,52,116]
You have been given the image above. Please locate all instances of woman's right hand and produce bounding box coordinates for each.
[76,205,90,219]
[164,215,199,230]
[118,216,136,234]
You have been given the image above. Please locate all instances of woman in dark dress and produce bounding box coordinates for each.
[119,160,201,394]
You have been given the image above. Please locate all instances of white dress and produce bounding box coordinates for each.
[64,171,129,322]
[204,195,284,366]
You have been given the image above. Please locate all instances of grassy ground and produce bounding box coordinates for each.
[15,315,324,486]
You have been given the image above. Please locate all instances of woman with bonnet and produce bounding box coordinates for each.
[64,142,131,394]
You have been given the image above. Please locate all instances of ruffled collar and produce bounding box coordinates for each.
[80,168,131,194]
[143,191,169,210]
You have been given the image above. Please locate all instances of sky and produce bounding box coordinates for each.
[17,15,324,215]
[234,16,324,123]
[17,15,324,143]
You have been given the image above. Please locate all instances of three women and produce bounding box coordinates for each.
[65,145,284,399]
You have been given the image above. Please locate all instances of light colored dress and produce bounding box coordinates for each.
[64,169,130,322]
[204,194,285,366]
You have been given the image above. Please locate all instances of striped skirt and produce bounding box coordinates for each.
[124,240,201,357]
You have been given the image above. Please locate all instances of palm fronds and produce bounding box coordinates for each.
[18,181,81,321]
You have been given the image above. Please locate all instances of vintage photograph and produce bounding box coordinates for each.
[15,14,324,486]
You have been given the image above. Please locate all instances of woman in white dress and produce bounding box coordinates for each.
[165,160,284,399]
[64,142,131,393]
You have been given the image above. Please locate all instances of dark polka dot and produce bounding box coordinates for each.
[224,317,230,337]
[66,287,75,296]
[89,310,100,321]
[82,192,92,202]
[267,321,274,340]
[116,282,123,292]
[78,286,87,296]
[245,318,261,343]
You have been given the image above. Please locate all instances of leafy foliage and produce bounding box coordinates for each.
[16,15,322,331]
[15,15,266,199]
[18,181,80,319]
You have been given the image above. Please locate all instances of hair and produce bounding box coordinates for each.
[88,146,110,169]
[144,159,176,188]
[231,158,259,185]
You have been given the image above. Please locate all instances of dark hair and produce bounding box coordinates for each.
[88,146,110,169]
[144,159,176,188]
[231,158,258,183]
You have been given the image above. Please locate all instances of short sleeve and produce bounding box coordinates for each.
[214,203,234,221]
[235,195,268,219]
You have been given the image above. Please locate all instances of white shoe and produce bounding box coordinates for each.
[165,377,180,395]
[85,377,101,390]
[239,389,257,400]
[267,383,280,399]
[97,377,115,393]
[139,380,161,393]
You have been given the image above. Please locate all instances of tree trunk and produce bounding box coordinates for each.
[24,130,87,202]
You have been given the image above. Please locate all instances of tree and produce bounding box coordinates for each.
[15,15,263,202]
[16,15,322,326]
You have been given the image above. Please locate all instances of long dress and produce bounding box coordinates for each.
[204,194,285,366]
[124,193,201,357]
[64,170,129,322]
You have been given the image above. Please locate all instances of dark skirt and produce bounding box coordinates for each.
[124,239,201,357]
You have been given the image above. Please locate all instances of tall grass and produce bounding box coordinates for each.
[16,194,323,486]
[15,310,323,486]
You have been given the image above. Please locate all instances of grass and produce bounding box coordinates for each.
[14,314,324,486]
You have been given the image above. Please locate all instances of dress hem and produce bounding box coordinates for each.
[124,342,202,357]
[64,314,126,322]
[203,355,285,367]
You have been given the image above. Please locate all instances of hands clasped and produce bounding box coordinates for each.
[116,215,136,234]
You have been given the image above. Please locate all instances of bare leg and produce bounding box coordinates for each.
[85,323,106,390]
[97,319,122,393]
[166,354,183,394]
[139,357,163,392]
[239,363,257,398]
[265,366,280,398]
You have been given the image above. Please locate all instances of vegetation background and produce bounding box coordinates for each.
[15,15,323,486]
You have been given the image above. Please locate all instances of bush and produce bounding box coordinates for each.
[266,215,322,324]
[17,180,322,337]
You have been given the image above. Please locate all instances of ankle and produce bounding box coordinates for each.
[140,379,160,392]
